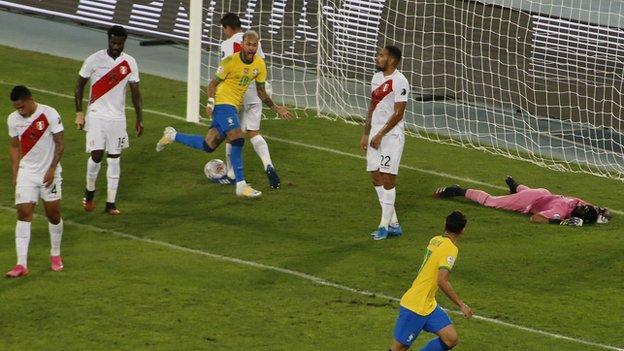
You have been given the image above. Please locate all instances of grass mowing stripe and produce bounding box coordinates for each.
[1,205,622,351]
[4,80,620,216]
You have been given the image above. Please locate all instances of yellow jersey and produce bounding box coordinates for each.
[214,52,267,108]
[399,235,459,315]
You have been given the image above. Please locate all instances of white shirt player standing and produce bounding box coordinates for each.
[360,46,410,241]
[6,86,65,278]
[219,13,282,189]
[75,25,143,215]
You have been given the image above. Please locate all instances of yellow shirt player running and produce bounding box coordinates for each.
[156,30,292,198]
[388,211,473,351]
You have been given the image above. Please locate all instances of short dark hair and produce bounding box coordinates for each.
[572,205,599,224]
[10,85,32,101]
[108,25,128,39]
[385,45,402,63]
[445,211,467,234]
[221,13,242,29]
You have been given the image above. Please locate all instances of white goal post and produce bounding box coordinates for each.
[185,0,624,182]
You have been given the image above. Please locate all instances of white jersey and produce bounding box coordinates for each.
[79,49,140,121]
[370,69,409,136]
[7,103,64,178]
[220,32,265,104]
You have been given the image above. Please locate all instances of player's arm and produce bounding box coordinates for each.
[43,132,64,187]
[129,82,143,136]
[205,77,222,117]
[437,268,473,318]
[360,103,374,154]
[9,136,20,186]
[531,213,583,226]
[256,82,293,120]
[370,101,407,149]
[74,76,89,130]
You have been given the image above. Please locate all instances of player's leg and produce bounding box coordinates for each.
[421,306,457,350]
[244,102,280,188]
[40,174,63,270]
[7,183,38,277]
[372,134,404,240]
[226,127,261,198]
[84,117,106,211]
[225,142,234,179]
[103,120,129,215]
[389,306,427,351]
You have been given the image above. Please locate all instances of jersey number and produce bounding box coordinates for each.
[380,155,391,167]
[117,137,127,148]
[238,76,251,86]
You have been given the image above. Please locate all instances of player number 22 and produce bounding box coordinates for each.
[380,155,391,167]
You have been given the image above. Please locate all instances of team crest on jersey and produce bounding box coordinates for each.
[120,66,128,75]
[35,121,45,131]
[243,68,249,75]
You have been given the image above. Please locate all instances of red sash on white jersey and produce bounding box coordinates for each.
[90,60,132,104]
[371,80,393,109]
[20,113,49,156]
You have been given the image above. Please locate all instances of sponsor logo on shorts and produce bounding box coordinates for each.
[227,117,234,126]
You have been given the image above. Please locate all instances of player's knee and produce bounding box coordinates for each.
[90,151,104,163]
[442,333,459,348]
[230,138,244,147]
[247,130,259,138]
[16,208,33,222]
[46,211,61,225]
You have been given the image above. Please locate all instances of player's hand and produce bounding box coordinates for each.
[560,217,583,226]
[460,303,473,319]
[360,134,369,154]
[275,105,293,120]
[135,120,144,137]
[369,133,383,149]
[75,112,85,130]
[43,167,55,188]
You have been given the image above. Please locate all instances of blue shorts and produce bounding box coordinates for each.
[210,104,240,136]
[393,305,452,347]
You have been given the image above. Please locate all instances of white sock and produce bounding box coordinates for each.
[106,157,120,203]
[236,180,247,191]
[16,220,31,267]
[379,187,396,229]
[376,185,398,226]
[49,220,63,256]
[250,135,273,170]
[225,142,235,178]
[86,157,102,191]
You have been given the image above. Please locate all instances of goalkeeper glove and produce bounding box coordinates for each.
[597,207,611,224]
[560,217,583,227]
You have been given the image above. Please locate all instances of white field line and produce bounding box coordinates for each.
[0,205,621,351]
[2,81,621,216]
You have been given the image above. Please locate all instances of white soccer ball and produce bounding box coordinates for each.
[204,159,226,180]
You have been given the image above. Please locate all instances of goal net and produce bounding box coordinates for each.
[193,0,624,181]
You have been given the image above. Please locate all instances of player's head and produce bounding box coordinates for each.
[445,210,467,235]
[241,30,260,59]
[10,85,36,117]
[221,12,242,38]
[571,204,599,225]
[107,25,128,58]
[375,45,402,72]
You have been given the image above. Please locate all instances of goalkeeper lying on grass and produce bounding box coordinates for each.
[434,176,611,226]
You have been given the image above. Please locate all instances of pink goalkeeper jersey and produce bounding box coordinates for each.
[528,194,586,220]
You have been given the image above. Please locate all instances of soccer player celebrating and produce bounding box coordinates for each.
[156,30,292,198]
[389,211,472,351]
[218,13,283,188]
[434,176,611,226]
[75,25,143,215]
[361,45,409,240]
[6,86,65,277]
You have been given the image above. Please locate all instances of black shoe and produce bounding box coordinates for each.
[266,165,281,189]
[505,176,519,194]
[433,185,463,198]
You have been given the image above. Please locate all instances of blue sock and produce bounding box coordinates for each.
[174,133,213,153]
[230,138,245,182]
[420,338,451,351]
